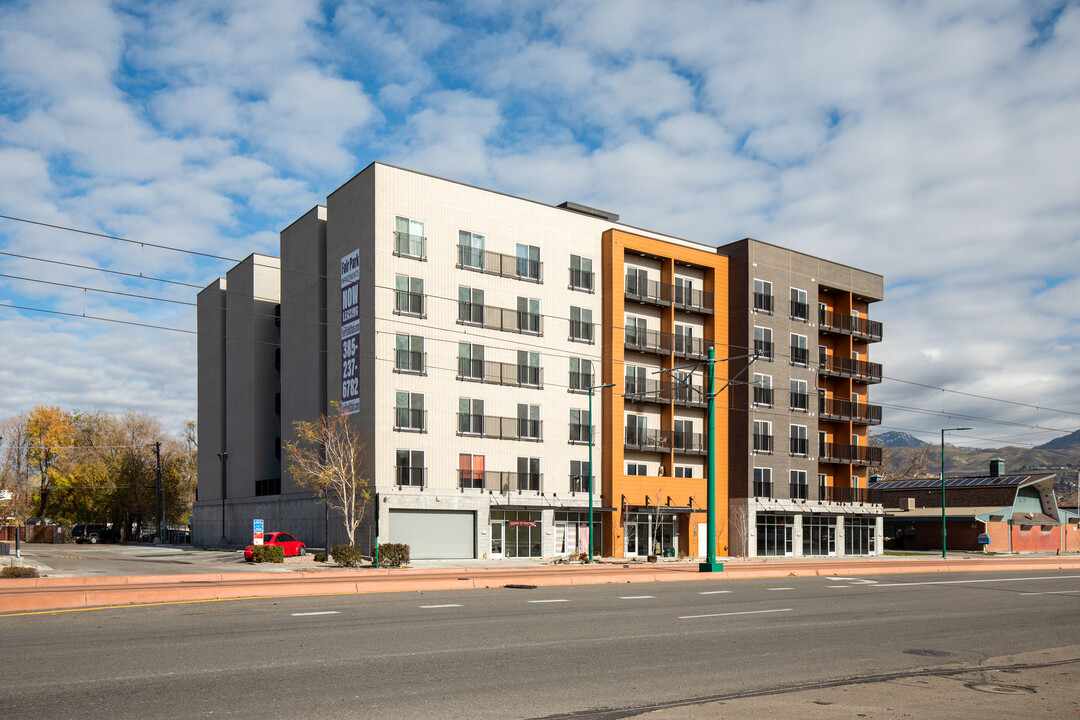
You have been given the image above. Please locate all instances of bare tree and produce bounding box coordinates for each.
[870,438,932,482]
[284,404,371,546]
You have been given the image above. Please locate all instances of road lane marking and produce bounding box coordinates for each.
[620,595,655,600]
[699,590,732,595]
[528,599,569,603]
[1019,590,1080,596]
[420,604,462,609]
[768,587,794,591]
[827,585,855,588]
[875,575,1080,587]
[291,611,340,616]
[679,608,793,620]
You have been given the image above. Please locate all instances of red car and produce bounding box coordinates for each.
[244,532,306,561]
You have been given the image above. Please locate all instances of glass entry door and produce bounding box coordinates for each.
[490,518,504,559]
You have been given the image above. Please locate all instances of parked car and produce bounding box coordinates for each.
[72,524,121,544]
[244,532,306,561]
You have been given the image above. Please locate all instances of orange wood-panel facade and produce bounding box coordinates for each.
[601,229,730,558]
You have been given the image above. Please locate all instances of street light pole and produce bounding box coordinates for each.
[941,427,971,559]
[699,346,723,572]
[217,451,228,545]
[587,382,615,563]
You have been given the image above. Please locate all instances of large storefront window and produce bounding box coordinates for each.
[624,512,678,557]
[844,517,876,555]
[490,510,542,558]
[757,514,794,557]
[554,511,595,557]
[803,516,836,556]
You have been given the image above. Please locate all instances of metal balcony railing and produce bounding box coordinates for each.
[393,231,426,260]
[790,482,808,500]
[457,360,542,388]
[790,300,810,321]
[789,346,809,366]
[790,392,809,411]
[393,408,426,433]
[673,285,714,314]
[819,442,883,466]
[625,276,672,306]
[753,292,773,313]
[818,397,883,425]
[569,423,593,444]
[394,350,426,375]
[569,268,594,292]
[569,320,594,343]
[753,386,773,406]
[789,437,809,456]
[753,479,773,498]
[753,339,774,360]
[625,327,673,355]
[821,485,883,504]
[818,355,883,383]
[753,433,774,453]
[458,303,543,335]
[396,467,426,488]
[476,471,542,493]
[673,334,712,359]
[394,290,425,317]
[819,308,883,342]
[457,245,543,282]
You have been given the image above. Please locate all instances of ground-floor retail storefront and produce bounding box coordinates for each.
[747,499,883,558]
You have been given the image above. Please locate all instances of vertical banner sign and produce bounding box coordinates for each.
[253,518,264,546]
[340,250,361,415]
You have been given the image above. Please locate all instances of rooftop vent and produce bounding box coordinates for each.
[557,201,619,222]
[990,458,1005,477]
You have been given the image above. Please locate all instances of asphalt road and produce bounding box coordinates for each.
[4,569,1079,718]
[15,542,267,575]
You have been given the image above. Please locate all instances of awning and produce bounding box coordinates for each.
[625,505,696,515]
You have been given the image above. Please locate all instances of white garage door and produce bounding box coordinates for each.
[388,510,475,559]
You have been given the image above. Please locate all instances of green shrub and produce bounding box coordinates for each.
[375,543,410,568]
[331,544,364,567]
[1,565,40,578]
[250,545,284,563]
[313,552,327,563]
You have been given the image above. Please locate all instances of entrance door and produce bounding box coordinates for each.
[698,523,707,557]
[490,518,504,559]
[625,514,652,557]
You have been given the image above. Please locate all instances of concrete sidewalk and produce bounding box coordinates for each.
[4,554,1080,615]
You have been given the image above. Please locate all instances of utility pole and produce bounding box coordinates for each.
[155,442,163,543]
[217,451,228,545]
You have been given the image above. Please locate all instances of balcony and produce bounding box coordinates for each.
[625,327,673,355]
[819,355,883,383]
[753,433,774,454]
[673,334,712,360]
[819,442,882,466]
[396,467,426,489]
[624,377,708,407]
[393,231,426,260]
[753,479,773,498]
[673,285,714,314]
[818,397,883,425]
[625,276,672,307]
[790,482,809,500]
[458,245,542,282]
[456,358,542,388]
[819,308,883,342]
[459,470,542,493]
[458,302,543,336]
[624,428,707,454]
[457,414,543,441]
[569,267,594,292]
[821,485,883,504]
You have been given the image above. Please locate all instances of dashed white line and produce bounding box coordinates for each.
[699,590,732,595]
[1019,590,1080,596]
[620,595,655,600]
[420,604,462,609]
[874,574,1080,587]
[290,611,340,617]
[528,599,570,603]
[827,585,855,588]
[679,608,793,620]
[768,587,794,591]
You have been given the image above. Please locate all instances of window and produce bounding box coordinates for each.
[753,467,773,498]
[457,343,484,380]
[255,477,281,496]
[818,344,828,367]
[804,515,836,556]
[570,306,593,343]
[570,255,594,292]
[626,414,648,447]
[459,453,485,489]
[626,267,648,297]
[458,398,484,435]
[674,466,694,478]
[458,230,484,269]
[757,514,794,556]
[790,287,808,321]
[571,460,591,492]
[673,419,694,451]
[790,333,808,366]
[790,379,808,411]
[569,357,593,392]
[752,373,773,406]
[626,463,648,476]
[626,316,648,347]
[790,425,808,456]
[516,243,541,281]
[517,403,541,440]
[753,420,773,453]
[674,277,693,306]
[394,216,425,259]
[790,470,808,499]
[394,392,425,432]
[517,456,541,491]
[517,351,541,388]
[569,409,591,444]
[396,449,424,488]
[394,275,424,317]
[753,326,773,360]
[517,297,541,334]
[394,334,424,374]
[844,517,876,555]
[624,365,646,396]
[674,324,697,356]
[458,286,484,324]
[753,279,773,313]
[671,370,696,404]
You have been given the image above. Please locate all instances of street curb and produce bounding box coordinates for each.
[3,556,1080,614]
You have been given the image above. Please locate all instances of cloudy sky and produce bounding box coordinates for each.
[1,0,1078,449]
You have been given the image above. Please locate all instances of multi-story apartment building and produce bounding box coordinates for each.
[719,239,884,557]
[193,163,885,560]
